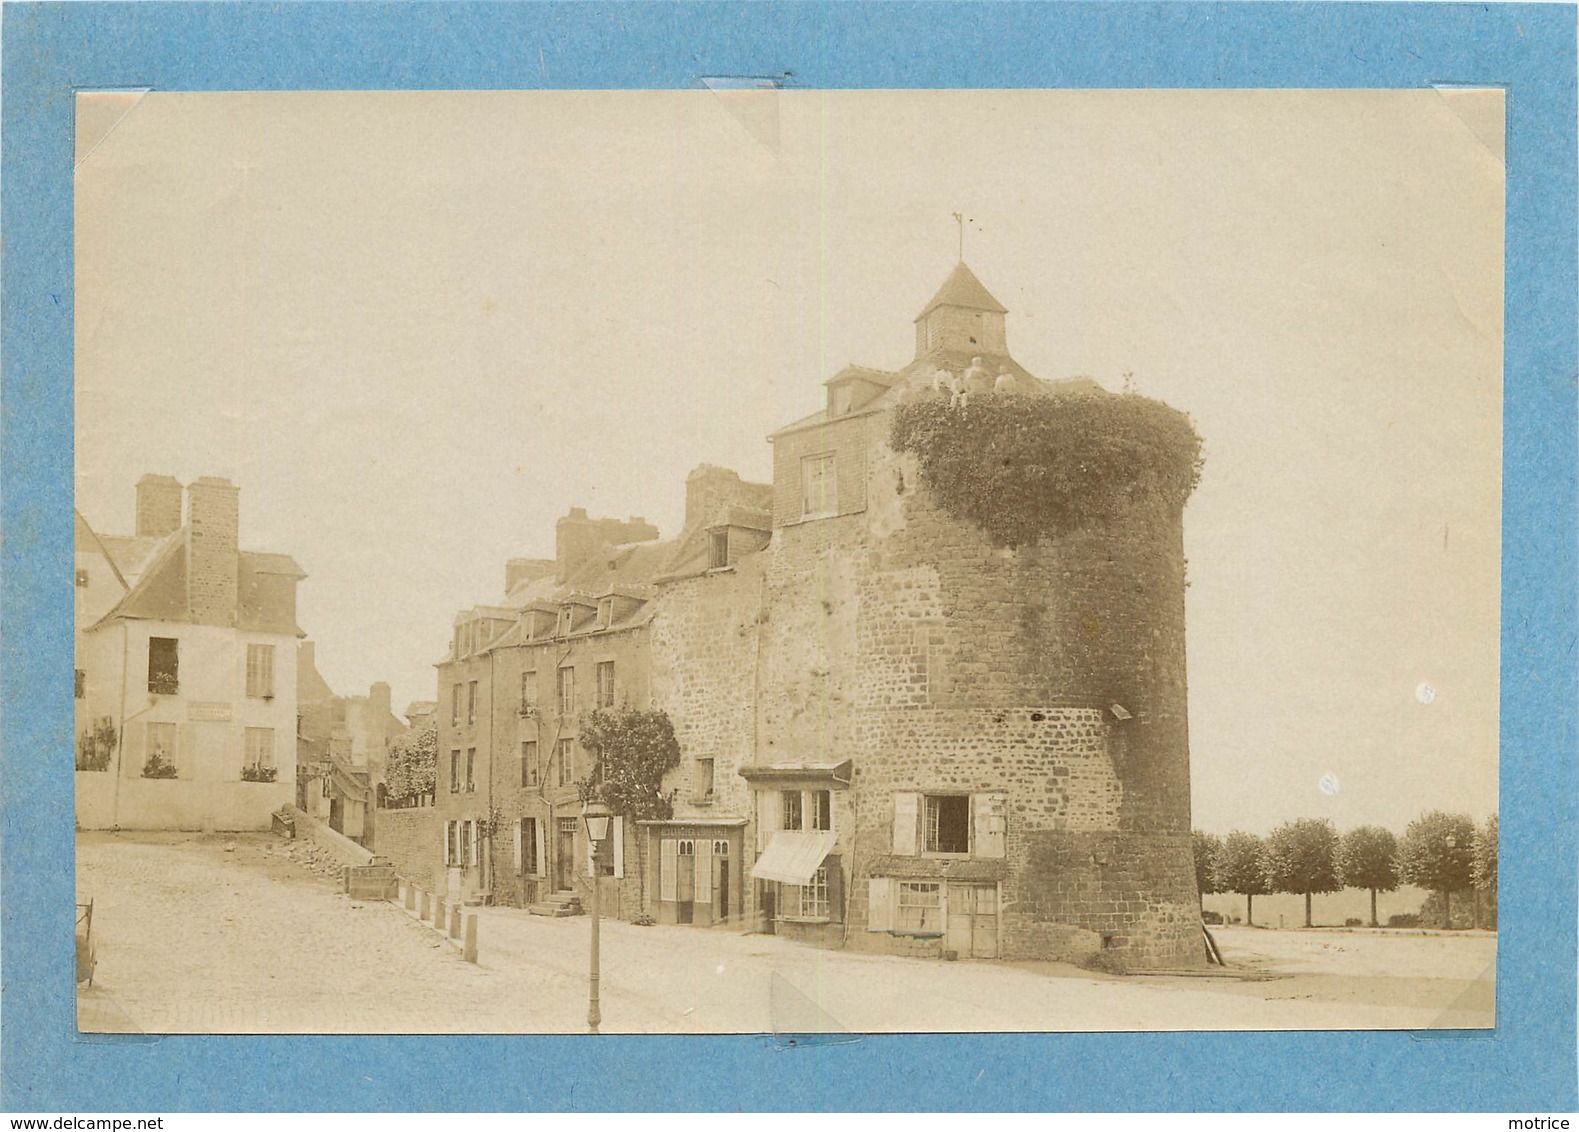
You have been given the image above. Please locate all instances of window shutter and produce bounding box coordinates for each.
[612,817,625,879]
[866,877,893,931]
[469,821,479,869]
[513,820,524,873]
[892,792,919,856]
[694,839,712,904]
[534,819,547,878]
[975,792,1007,859]
[756,790,776,851]
[444,822,453,867]
[826,856,844,923]
[660,838,679,902]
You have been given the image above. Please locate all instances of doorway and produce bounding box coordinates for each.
[944,883,1000,958]
[555,818,578,891]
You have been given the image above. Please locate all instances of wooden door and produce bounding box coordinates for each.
[971,885,999,958]
[945,883,973,956]
[555,818,577,891]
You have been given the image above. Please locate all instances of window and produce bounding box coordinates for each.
[465,748,476,793]
[75,669,85,699]
[598,599,614,630]
[147,637,179,695]
[467,681,478,725]
[556,738,575,787]
[809,789,832,831]
[558,667,575,716]
[519,817,539,875]
[709,530,729,569]
[801,453,837,518]
[521,670,537,710]
[449,749,461,793]
[897,881,943,932]
[244,727,276,771]
[521,740,539,787]
[246,644,275,699]
[445,821,457,866]
[783,867,829,919]
[460,820,474,868]
[451,684,462,726]
[75,568,89,588]
[695,757,716,801]
[453,627,465,659]
[146,722,178,775]
[782,790,803,831]
[596,661,616,709]
[925,794,970,854]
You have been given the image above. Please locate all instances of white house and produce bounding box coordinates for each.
[75,474,305,831]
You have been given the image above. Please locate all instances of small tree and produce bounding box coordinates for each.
[1399,810,1476,930]
[1215,831,1270,926]
[384,722,437,806]
[1471,813,1498,929]
[1338,825,1399,928]
[1192,830,1223,904]
[578,707,681,913]
[1265,818,1343,928]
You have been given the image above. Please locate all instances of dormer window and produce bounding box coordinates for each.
[709,530,729,570]
[801,454,837,519]
[598,598,614,629]
[558,607,573,636]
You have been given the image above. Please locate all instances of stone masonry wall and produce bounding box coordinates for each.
[371,806,443,892]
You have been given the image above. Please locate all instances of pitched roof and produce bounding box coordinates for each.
[915,261,1009,320]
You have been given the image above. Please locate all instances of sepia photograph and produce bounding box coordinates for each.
[71,87,1503,1036]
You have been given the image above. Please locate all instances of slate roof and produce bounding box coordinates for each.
[914,261,1009,319]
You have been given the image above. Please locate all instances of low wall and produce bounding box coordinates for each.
[286,805,374,867]
[375,806,443,892]
[75,772,291,831]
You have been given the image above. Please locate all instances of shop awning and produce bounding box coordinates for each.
[751,830,837,885]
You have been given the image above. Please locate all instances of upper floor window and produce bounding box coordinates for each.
[598,598,614,630]
[467,680,478,725]
[246,644,276,699]
[782,790,803,831]
[924,794,970,854]
[801,453,836,519]
[555,738,575,787]
[596,661,616,709]
[449,749,461,793]
[243,727,276,774]
[558,667,576,716]
[147,637,179,695]
[809,789,832,831]
[450,684,462,726]
[521,670,538,710]
[521,740,539,787]
[465,748,476,793]
[709,530,729,569]
[695,757,715,802]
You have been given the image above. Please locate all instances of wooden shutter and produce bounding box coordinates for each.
[892,792,919,856]
[974,792,1007,859]
[469,821,479,869]
[513,820,523,873]
[756,790,776,851]
[660,838,679,901]
[694,839,713,904]
[826,856,844,923]
[866,877,893,931]
[612,817,625,879]
[444,822,454,867]
[534,819,547,878]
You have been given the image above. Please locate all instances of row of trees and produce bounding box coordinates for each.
[1194,811,1498,930]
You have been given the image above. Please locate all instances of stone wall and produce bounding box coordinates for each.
[376,806,443,891]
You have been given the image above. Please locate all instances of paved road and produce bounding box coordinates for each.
[76,833,1494,1034]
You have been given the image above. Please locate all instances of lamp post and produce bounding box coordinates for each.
[581,798,612,1034]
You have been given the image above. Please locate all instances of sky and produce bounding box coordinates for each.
[74,89,1504,834]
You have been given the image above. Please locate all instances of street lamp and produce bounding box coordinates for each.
[581,798,612,1034]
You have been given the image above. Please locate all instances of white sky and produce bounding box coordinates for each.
[75,89,1504,834]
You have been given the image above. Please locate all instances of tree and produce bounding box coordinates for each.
[384,722,437,805]
[1192,830,1223,902]
[1471,813,1498,929]
[1215,831,1270,926]
[1338,825,1399,928]
[1399,810,1476,930]
[76,716,118,772]
[578,707,682,913]
[1265,818,1343,928]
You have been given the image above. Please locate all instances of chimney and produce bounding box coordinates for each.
[186,476,240,626]
[369,681,392,718]
[555,509,660,582]
[135,474,183,538]
[685,464,771,531]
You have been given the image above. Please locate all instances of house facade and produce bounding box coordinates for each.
[75,475,305,832]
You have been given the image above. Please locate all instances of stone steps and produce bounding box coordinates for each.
[528,893,584,917]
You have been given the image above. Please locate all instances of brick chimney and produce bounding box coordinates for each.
[555,507,660,582]
[369,681,392,718]
[685,464,773,531]
[135,474,183,538]
[504,557,555,595]
[185,476,240,626]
